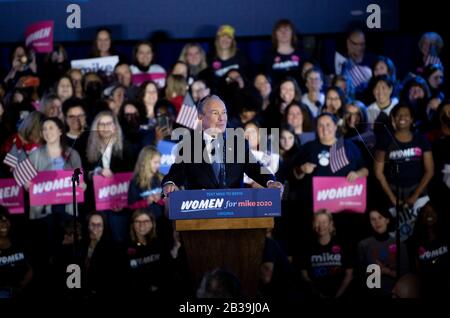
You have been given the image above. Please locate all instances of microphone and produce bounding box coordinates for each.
[72,168,82,185]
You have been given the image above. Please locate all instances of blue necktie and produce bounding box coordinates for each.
[211,137,225,187]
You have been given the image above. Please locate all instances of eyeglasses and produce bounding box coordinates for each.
[98,121,114,127]
[67,114,86,120]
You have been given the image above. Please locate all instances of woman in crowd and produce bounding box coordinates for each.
[128,146,164,218]
[164,74,187,114]
[243,120,279,188]
[293,112,368,214]
[253,73,272,112]
[263,19,305,86]
[81,212,126,298]
[130,41,166,88]
[429,101,450,227]
[2,111,44,180]
[408,201,449,298]
[400,76,431,130]
[210,25,248,82]
[0,206,33,298]
[27,117,82,271]
[299,210,354,298]
[284,102,315,146]
[357,208,409,297]
[178,43,208,85]
[366,75,398,128]
[138,80,159,131]
[54,75,74,104]
[40,94,64,121]
[374,104,434,209]
[28,117,82,219]
[86,111,135,243]
[41,44,70,90]
[415,32,444,74]
[331,74,351,103]
[90,28,115,58]
[321,86,346,125]
[62,98,89,167]
[125,209,179,295]
[422,63,445,123]
[66,68,84,99]
[301,67,325,118]
[3,45,37,90]
[372,56,397,86]
[263,76,302,129]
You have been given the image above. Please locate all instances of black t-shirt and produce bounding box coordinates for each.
[209,52,248,79]
[126,239,165,293]
[300,238,352,297]
[0,244,29,287]
[416,239,449,278]
[263,49,305,86]
[376,132,431,187]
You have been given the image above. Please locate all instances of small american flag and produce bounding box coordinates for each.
[3,144,37,186]
[347,64,372,89]
[425,54,442,67]
[330,138,349,173]
[176,93,199,130]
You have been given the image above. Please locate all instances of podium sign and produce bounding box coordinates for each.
[169,188,280,220]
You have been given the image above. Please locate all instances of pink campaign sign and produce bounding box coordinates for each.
[93,172,133,211]
[25,21,54,53]
[0,179,25,214]
[313,176,367,213]
[131,73,165,86]
[29,170,84,206]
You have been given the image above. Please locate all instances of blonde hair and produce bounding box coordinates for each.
[133,145,163,189]
[178,43,208,73]
[214,33,237,58]
[313,209,336,236]
[18,111,44,144]
[86,110,124,164]
[165,74,187,99]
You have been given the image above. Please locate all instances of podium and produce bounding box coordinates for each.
[169,188,280,297]
[176,217,274,297]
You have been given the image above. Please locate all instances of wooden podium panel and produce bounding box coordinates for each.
[176,218,274,297]
[176,217,274,231]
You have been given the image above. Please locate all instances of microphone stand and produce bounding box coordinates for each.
[394,161,401,280]
[72,168,82,257]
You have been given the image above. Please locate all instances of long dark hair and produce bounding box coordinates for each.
[42,116,69,155]
[90,28,115,57]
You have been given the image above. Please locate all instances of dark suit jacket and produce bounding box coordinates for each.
[162,131,275,189]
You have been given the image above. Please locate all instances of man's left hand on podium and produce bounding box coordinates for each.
[267,180,284,197]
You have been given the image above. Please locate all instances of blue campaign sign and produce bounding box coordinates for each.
[169,188,281,220]
[157,140,177,175]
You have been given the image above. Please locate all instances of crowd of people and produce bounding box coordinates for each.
[0,20,449,300]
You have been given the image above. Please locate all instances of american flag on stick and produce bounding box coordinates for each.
[3,144,37,187]
[330,138,349,173]
[176,93,199,130]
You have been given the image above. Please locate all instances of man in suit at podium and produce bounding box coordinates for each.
[162,95,283,195]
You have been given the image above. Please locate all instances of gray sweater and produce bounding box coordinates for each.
[28,146,82,219]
